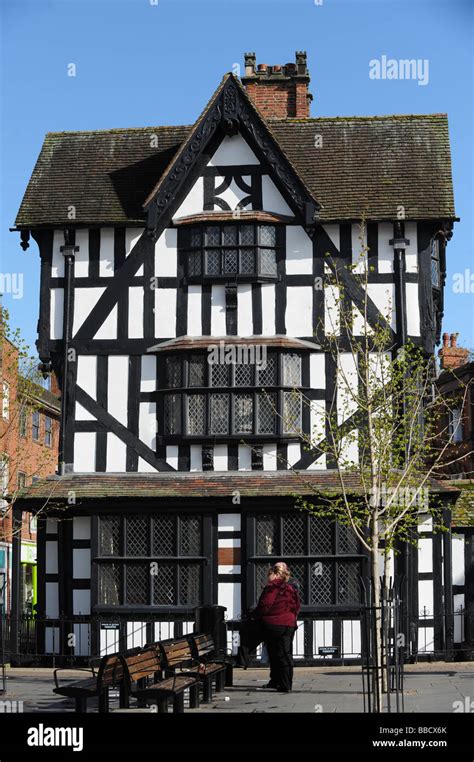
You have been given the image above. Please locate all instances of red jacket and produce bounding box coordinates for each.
[253,578,301,627]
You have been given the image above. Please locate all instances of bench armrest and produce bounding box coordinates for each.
[53,667,96,690]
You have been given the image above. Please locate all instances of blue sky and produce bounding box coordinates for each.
[1,0,473,352]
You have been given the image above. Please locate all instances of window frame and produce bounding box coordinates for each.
[431,237,441,289]
[180,222,280,283]
[2,382,9,420]
[44,416,53,447]
[31,411,41,442]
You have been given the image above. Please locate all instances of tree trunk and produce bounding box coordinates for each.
[370,532,383,711]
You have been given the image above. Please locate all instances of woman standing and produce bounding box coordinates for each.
[252,561,300,693]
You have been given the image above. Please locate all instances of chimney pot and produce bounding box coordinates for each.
[450,332,458,348]
[241,50,312,119]
[442,332,449,347]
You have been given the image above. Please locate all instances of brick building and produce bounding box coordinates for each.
[0,333,60,613]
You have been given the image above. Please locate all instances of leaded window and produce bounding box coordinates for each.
[181,223,278,279]
[97,515,204,607]
[159,351,304,438]
[431,238,441,288]
[251,514,363,607]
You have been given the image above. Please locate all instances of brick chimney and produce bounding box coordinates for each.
[241,51,313,119]
[438,332,469,370]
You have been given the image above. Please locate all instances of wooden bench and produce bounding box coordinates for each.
[123,643,200,714]
[188,634,232,698]
[53,654,124,712]
[158,637,224,705]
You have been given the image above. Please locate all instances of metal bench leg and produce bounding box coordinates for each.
[158,699,168,713]
[216,672,225,692]
[75,697,87,713]
[202,678,212,703]
[119,685,129,709]
[173,693,185,714]
[189,684,200,709]
[225,663,233,687]
[98,690,109,713]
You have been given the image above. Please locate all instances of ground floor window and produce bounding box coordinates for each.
[96,514,204,607]
[249,513,364,607]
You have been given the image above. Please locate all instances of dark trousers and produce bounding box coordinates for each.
[264,625,295,692]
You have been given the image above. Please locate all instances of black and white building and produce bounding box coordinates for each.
[12,53,465,662]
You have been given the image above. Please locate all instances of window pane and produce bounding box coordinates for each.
[283,514,306,554]
[126,517,149,556]
[210,393,229,434]
[179,564,201,605]
[187,252,202,276]
[337,562,360,603]
[99,564,121,605]
[257,353,277,386]
[205,249,221,275]
[180,516,201,556]
[190,228,201,247]
[240,249,255,273]
[153,516,175,556]
[257,393,276,434]
[165,356,182,388]
[223,226,238,245]
[310,517,333,555]
[223,249,238,273]
[256,515,278,555]
[164,394,181,434]
[259,225,276,246]
[431,239,440,287]
[152,563,176,605]
[259,248,277,275]
[282,354,302,386]
[310,561,333,605]
[206,226,220,245]
[187,394,206,434]
[126,563,148,605]
[234,363,254,386]
[234,394,253,434]
[188,355,206,387]
[288,561,306,601]
[283,391,302,434]
[338,523,359,554]
[240,225,254,245]
[210,362,231,387]
[100,517,121,556]
[255,562,272,596]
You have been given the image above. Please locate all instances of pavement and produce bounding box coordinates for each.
[1,661,473,713]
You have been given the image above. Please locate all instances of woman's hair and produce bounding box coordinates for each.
[272,561,291,582]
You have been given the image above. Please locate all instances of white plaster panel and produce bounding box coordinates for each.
[263,444,277,471]
[73,517,91,540]
[139,402,156,448]
[337,353,358,425]
[261,175,293,215]
[73,548,91,579]
[108,356,128,425]
[126,228,144,276]
[74,433,96,472]
[106,434,127,472]
[73,590,91,616]
[218,582,241,620]
[99,228,115,276]
[218,514,241,532]
[187,285,202,336]
[154,289,177,338]
[452,534,465,586]
[404,222,418,273]
[287,442,301,466]
[378,222,393,274]
[45,583,59,618]
[51,230,65,278]
[208,134,259,166]
[190,445,202,471]
[324,285,340,335]
[309,353,325,388]
[77,355,97,400]
[141,355,156,392]
[367,283,396,330]
[74,229,90,278]
[128,287,144,339]
[406,282,420,336]
[286,226,313,274]
[418,538,433,574]
[173,177,204,219]
[45,542,58,574]
[286,286,313,335]
[213,445,228,471]
[238,444,252,470]
[166,445,179,470]
[418,580,434,616]
[73,287,104,336]
[211,285,226,335]
[154,228,177,277]
[322,224,340,251]
[261,283,276,336]
[351,224,367,274]
[50,289,64,340]
[237,284,253,336]
[94,305,117,340]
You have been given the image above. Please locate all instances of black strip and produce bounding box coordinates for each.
[89,229,100,280]
[339,224,352,257]
[252,284,262,335]
[71,579,91,590]
[33,230,54,361]
[178,445,190,472]
[275,226,286,334]
[201,285,212,336]
[95,356,108,472]
[127,356,140,472]
[217,531,241,539]
[217,575,241,583]
[143,237,154,339]
[176,235,188,336]
[367,222,378,273]
[277,442,288,470]
[75,385,174,471]
[226,285,238,336]
[227,444,238,471]
[114,227,126,271]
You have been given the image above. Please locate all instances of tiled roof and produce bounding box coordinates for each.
[15,471,458,506]
[15,114,454,227]
[450,481,474,528]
